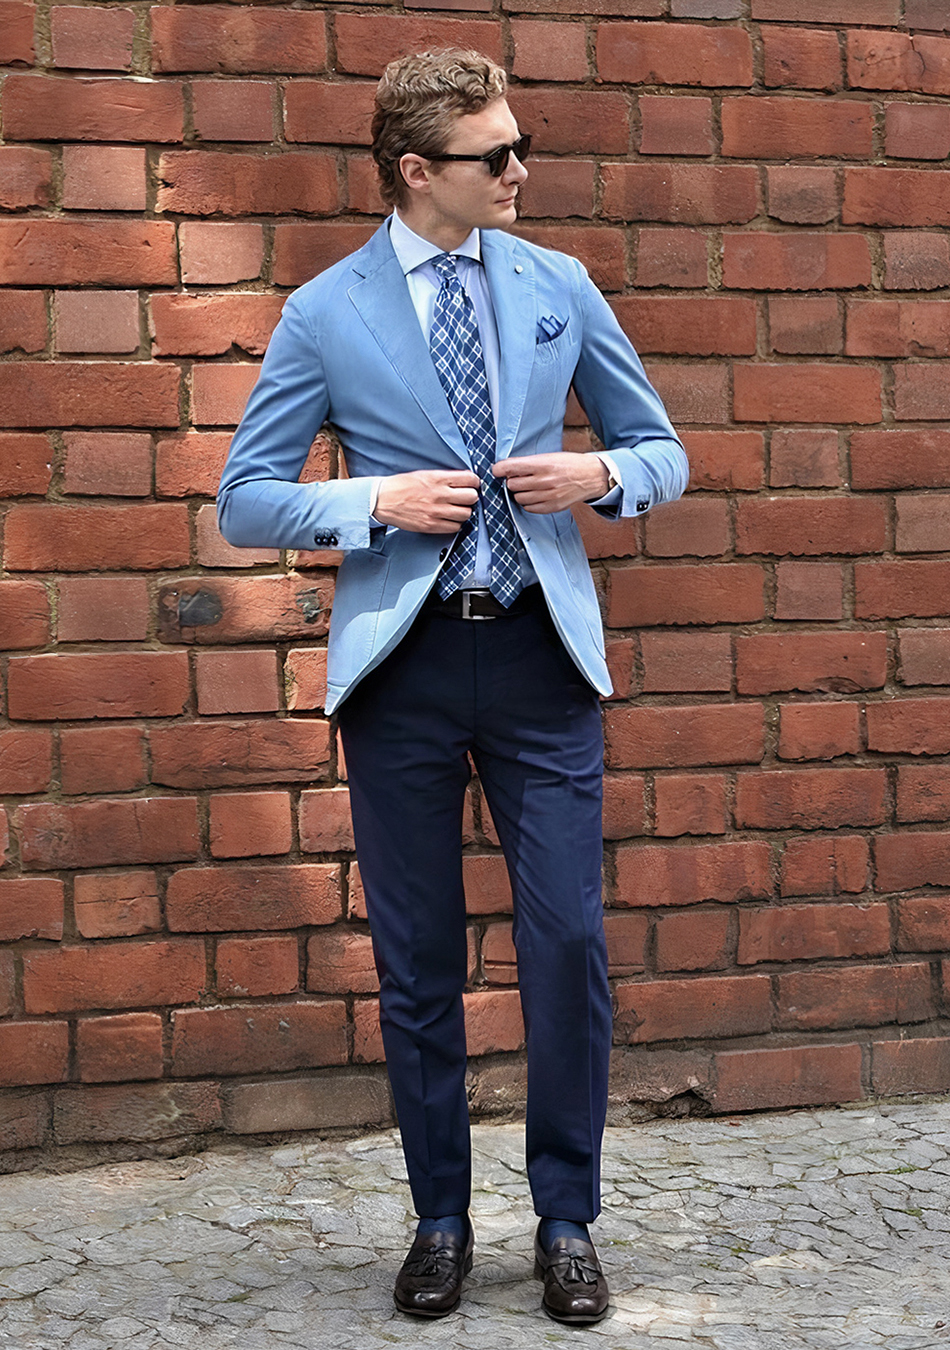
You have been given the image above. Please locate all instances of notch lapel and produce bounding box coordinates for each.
[347,225,471,468]
[481,231,535,461]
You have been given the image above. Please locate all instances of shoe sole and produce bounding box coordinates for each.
[393,1253,473,1318]
[534,1257,610,1325]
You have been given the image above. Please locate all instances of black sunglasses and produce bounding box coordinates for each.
[422,133,531,178]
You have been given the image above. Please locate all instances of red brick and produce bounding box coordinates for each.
[900,629,950,685]
[151,293,283,358]
[0,1023,70,1088]
[876,831,950,891]
[848,300,950,359]
[464,989,524,1056]
[735,768,886,831]
[604,912,649,976]
[639,631,732,693]
[736,631,887,695]
[616,840,772,909]
[739,902,889,966]
[57,576,149,644]
[77,1013,163,1083]
[607,703,764,770]
[345,155,384,214]
[0,877,62,941]
[602,773,648,839]
[766,165,838,224]
[895,364,950,421]
[191,363,260,425]
[608,563,764,627]
[602,164,757,225]
[283,80,375,146]
[159,151,337,216]
[655,774,728,837]
[769,296,841,356]
[0,146,52,209]
[775,562,844,621]
[638,96,713,156]
[0,578,50,649]
[195,650,278,717]
[781,835,870,897]
[52,1080,221,1145]
[155,431,230,498]
[272,223,377,287]
[724,96,870,159]
[898,766,950,824]
[762,24,842,89]
[848,28,950,95]
[645,363,730,425]
[733,364,881,425]
[61,433,151,497]
[511,20,588,81]
[851,429,950,489]
[510,87,629,155]
[62,145,146,212]
[645,499,730,558]
[179,222,264,285]
[335,14,501,76]
[306,928,377,993]
[906,0,950,27]
[884,232,950,290]
[51,5,132,69]
[635,228,707,288]
[298,788,354,853]
[885,102,950,160]
[604,636,636,699]
[752,0,899,18]
[770,429,839,488]
[8,652,188,720]
[597,21,752,86]
[0,363,180,430]
[74,872,162,939]
[463,854,513,915]
[16,798,198,871]
[615,974,770,1044]
[193,79,275,142]
[655,910,731,972]
[859,560,950,625]
[574,506,637,563]
[166,864,341,931]
[482,921,517,984]
[778,702,862,761]
[0,3,34,64]
[710,1043,863,1113]
[171,1000,347,1076]
[896,494,950,553]
[285,648,328,712]
[900,895,950,950]
[509,0,660,10]
[0,294,46,354]
[867,697,950,755]
[723,233,871,291]
[844,167,950,227]
[352,997,382,1062]
[682,431,764,491]
[152,6,326,73]
[2,74,183,142]
[210,791,292,860]
[872,1038,950,1097]
[60,726,147,795]
[518,225,626,292]
[778,963,932,1031]
[0,1088,47,1151]
[24,939,205,1015]
[0,221,177,287]
[217,935,299,997]
[613,296,754,358]
[151,719,330,788]
[0,728,51,795]
[517,159,596,220]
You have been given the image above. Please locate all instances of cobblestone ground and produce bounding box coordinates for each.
[3,1102,950,1349]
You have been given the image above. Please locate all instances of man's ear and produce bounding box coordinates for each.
[398,153,432,196]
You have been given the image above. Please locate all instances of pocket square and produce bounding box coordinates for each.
[536,314,568,344]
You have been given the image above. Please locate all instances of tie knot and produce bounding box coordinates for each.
[432,252,460,283]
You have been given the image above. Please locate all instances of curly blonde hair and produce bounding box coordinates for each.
[372,48,508,208]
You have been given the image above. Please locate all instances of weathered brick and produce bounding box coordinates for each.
[306,928,377,993]
[74,872,162,940]
[844,167,950,227]
[762,24,843,89]
[152,6,326,73]
[516,159,596,220]
[884,232,950,290]
[654,775,727,837]
[615,840,772,908]
[166,864,341,932]
[158,575,334,645]
[60,432,151,498]
[875,831,950,891]
[778,702,862,760]
[335,14,502,77]
[898,896,950,950]
[602,164,757,224]
[151,719,330,788]
[613,296,755,357]
[51,5,132,69]
[896,493,950,553]
[195,650,279,717]
[737,497,886,557]
[615,974,770,1043]
[848,28,950,96]
[210,791,293,859]
[0,728,51,796]
[158,152,337,216]
[635,228,708,288]
[872,1038,950,1097]
[645,363,730,425]
[655,909,731,972]
[216,936,299,997]
[179,222,264,285]
[151,293,284,357]
[723,233,871,290]
[221,1072,392,1133]
[23,939,206,1015]
[192,79,275,142]
[0,1022,70,1088]
[0,2,35,65]
[640,631,732,693]
[52,1081,221,1145]
[638,96,713,156]
[57,575,149,645]
[752,0,900,19]
[608,563,764,627]
[0,146,52,210]
[735,768,886,831]
[848,300,950,360]
[739,902,889,965]
[0,364,180,429]
[781,835,870,897]
[8,652,189,720]
[171,1000,347,1076]
[769,296,842,356]
[60,726,147,795]
[733,365,881,425]
[16,798,199,871]
[735,631,887,694]
[519,225,626,292]
[62,145,145,212]
[723,96,870,159]
[464,990,524,1056]
[885,102,950,160]
[851,429,950,489]
[867,697,950,755]
[0,579,50,649]
[597,21,753,86]
[899,767,950,825]
[900,629,950,686]
[682,431,764,491]
[77,1013,163,1083]
[777,964,932,1031]
[770,429,839,488]
[0,1090,48,1152]
[602,773,648,840]
[710,1043,863,1113]
[774,562,844,621]
[298,788,354,853]
[0,877,63,942]
[285,648,328,712]
[606,703,764,769]
[511,19,588,81]
[0,434,52,497]
[895,364,950,421]
[766,165,838,225]
[1,76,184,142]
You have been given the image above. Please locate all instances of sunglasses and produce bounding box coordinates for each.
[422,133,531,178]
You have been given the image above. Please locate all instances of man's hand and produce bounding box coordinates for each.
[374,470,480,533]
[492,453,610,513]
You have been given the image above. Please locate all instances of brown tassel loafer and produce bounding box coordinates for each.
[393,1223,474,1318]
[533,1225,609,1325]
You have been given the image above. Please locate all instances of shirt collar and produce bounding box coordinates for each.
[389,209,481,276]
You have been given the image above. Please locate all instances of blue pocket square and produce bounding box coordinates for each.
[536,314,568,344]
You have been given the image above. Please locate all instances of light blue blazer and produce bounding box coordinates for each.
[217,220,688,713]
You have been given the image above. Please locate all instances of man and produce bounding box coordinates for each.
[218,48,688,1325]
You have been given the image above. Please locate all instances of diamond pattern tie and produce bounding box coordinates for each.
[429,253,522,606]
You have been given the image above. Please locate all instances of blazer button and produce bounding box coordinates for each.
[439,548,448,561]
[636,499,650,513]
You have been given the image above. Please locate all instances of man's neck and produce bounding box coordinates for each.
[393,205,473,255]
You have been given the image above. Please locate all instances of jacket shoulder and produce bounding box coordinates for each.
[285,227,388,312]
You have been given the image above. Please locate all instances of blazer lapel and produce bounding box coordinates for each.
[481,230,535,461]
[347,223,472,468]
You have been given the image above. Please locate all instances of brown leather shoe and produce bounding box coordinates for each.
[534,1225,609,1325]
[393,1223,474,1318]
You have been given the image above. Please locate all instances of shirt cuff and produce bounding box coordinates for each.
[585,452,622,507]
[367,476,383,524]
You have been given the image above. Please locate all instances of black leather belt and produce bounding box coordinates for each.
[424,584,543,620]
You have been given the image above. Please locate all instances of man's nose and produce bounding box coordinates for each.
[505,153,528,184]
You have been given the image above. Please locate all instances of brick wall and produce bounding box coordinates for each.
[3,0,950,1165]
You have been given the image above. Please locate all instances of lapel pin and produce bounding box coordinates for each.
[515,265,523,273]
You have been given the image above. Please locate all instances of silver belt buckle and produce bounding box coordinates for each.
[460,589,495,620]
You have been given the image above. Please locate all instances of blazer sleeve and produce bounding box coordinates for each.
[217,293,377,552]
[570,261,690,520]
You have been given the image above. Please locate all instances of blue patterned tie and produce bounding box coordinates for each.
[429,253,521,606]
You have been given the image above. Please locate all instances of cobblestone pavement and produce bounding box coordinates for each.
[3,1101,950,1349]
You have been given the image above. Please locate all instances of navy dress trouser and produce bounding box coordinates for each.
[338,596,612,1223]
